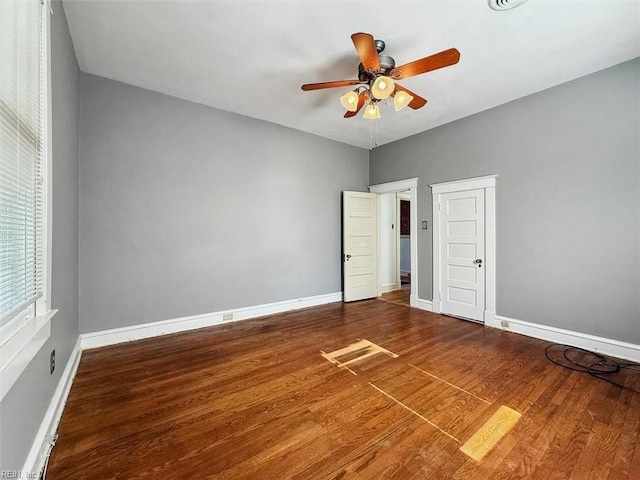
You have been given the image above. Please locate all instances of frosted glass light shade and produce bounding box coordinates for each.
[363,102,381,119]
[339,91,360,112]
[394,90,414,111]
[371,76,395,100]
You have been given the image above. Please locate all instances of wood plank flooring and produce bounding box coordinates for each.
[46,299,640,479]
[380,285,410,307]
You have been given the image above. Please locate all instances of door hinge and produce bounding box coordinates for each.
[439,202,442,211]
[439,291,442,300]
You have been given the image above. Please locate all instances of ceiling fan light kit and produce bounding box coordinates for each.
[340,90,360,112]
[363,102,381,120]
[301,32,460,120]
[393,90,414,111]
[371,76,395,100]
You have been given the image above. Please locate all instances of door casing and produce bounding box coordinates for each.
[431,175,497,327]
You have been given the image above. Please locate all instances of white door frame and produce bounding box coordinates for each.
[431,175,497,327]
[370,178,418,308]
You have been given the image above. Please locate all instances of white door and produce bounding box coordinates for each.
[343,191,378,302]
[440,188,485,321]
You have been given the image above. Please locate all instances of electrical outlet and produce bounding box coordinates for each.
[223,313,233,321]
[50,349,55,374]
[501,320,510,329]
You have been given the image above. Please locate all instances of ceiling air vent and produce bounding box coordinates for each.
[488,0,528,11]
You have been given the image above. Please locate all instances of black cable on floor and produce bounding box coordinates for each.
[544,344,640,395]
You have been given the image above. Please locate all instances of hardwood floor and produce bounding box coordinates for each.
[46,300,640,479]
[380,285,411,307]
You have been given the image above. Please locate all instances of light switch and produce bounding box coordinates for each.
[422,221,428,229]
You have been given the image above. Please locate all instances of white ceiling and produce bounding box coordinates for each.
[62,0,640,150]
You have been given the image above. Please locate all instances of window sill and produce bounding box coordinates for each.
[0,309,57,401]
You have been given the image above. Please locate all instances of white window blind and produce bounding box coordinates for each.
[0,0,46,327]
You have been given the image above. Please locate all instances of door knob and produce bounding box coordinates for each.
[474,258,482,267]
[344,254,352,262]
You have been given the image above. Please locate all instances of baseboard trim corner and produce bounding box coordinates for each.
[494,315,640,363]
[484,310,497,328]
[81,291,343,350]
[22,337,82,478]
[415,298,433,312]
[380,283,400,294]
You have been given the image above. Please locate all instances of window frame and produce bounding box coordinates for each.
[0,0,56,401]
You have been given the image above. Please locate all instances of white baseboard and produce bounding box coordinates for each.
[22,337,82,478]
[432,298,441,313]
[380,283,400,294]
[484,310,497,328]
[414,297,433,312]
[81,292,343,350]
[494,315,640,363]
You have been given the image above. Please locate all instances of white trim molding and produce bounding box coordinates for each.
[483,183,497,328]
[380,283,400,294]
[414,298,434,312]
[430,175,498,195]
[430,175,497,324]
[495,315,640,363]
[370,178,418,194]
[81,292,343,350]
[0,310,57,401]
[0,0,56,404]
[370,178,419,308]
[22,338,82,479]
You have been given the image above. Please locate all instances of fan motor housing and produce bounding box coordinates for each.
[358,55,396,81]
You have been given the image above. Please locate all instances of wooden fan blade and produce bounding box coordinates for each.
[351,32,380,72]
[344,91,367,118]
[391,48,460,80]
[392,84,427,110]
[301,80,363,91]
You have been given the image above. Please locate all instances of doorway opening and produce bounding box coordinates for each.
[369,178,418,308]
[398,191,411,290]
[378,191,411,307]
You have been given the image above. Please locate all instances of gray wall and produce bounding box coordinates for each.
[370,59,640,344]
[0,1,80,471]
[79,75,368,333]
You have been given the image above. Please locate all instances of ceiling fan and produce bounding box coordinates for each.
[301,33,460,119]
